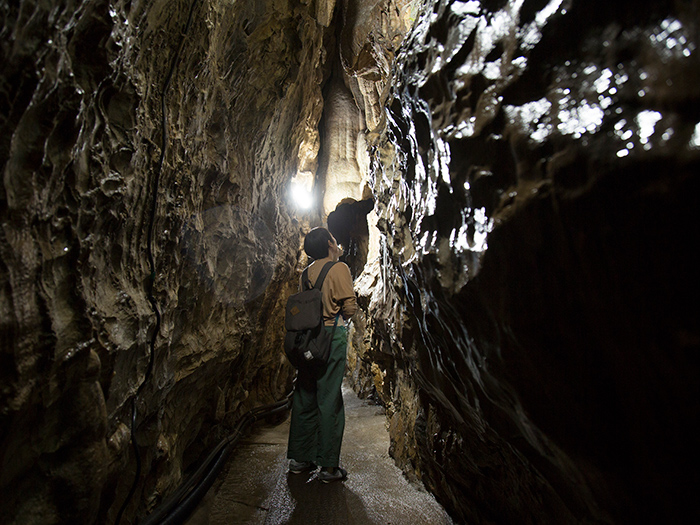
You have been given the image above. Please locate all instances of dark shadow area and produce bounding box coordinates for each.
[268,471,374,524]
[327,197,374,279]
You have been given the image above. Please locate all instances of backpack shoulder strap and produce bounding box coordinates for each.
[301,267,312,291]
[313,261,337,290]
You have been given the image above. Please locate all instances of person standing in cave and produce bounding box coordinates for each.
[327,197,374,279]
[287,227,357,483]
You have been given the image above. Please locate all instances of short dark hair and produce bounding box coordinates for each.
[304,227,332,260]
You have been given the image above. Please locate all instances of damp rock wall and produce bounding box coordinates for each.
[3,0,699,523]
[1,0,336,522]
[353,0,700,523]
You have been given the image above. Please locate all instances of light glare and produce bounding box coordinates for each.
[291,182,313,209]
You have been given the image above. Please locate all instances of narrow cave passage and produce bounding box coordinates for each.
[2,1,699,524]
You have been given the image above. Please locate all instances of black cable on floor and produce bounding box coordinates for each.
[140,394,292,525]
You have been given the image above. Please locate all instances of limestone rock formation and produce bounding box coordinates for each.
[2,0,335,522]
[353,0,700,523]
[2,0,699,524]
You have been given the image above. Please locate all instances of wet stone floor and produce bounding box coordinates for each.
[186,381,453,524]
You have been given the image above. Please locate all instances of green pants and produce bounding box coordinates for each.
[287,326,347,468]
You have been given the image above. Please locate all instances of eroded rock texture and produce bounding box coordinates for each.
[2,0,699,524]
[2,0,338,522]
[353,0,700,523]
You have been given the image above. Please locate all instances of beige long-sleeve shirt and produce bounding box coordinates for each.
[301,257,357,325]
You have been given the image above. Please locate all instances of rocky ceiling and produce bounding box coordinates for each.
[2,0,699,524]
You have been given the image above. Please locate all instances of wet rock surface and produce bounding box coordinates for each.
[186,381,452,525]
[2,0,699,523]
[2,0,335,522]
[355,0,700,523]
[1,0,416,523]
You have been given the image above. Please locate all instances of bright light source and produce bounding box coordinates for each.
[290,181,313,209]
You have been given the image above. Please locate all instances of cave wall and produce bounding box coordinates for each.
[3,0,700,523]
[353,0,700,523]
[1,0,339,522]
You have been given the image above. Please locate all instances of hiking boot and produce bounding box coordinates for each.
[289,459,316,474]
[318,467,347,483]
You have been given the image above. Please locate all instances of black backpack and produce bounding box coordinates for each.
[284,261,339,369]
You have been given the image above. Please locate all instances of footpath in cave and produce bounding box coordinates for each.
[186,381,453,524]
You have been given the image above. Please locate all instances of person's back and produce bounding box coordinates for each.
[302,258,356,326]
[287,227,356,483]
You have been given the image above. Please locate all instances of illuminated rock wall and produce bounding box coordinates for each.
[2,0,699,523]
[1,0,333,522]
[353,0,700,522]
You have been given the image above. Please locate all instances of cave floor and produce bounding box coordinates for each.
[186,380,453,525]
